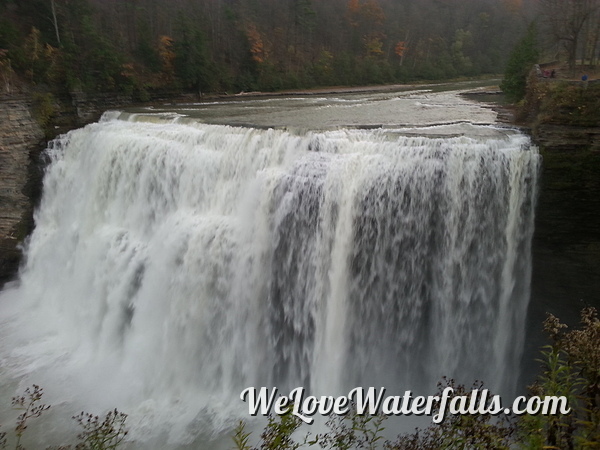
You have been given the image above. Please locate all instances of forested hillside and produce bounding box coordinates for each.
[1,0,536,95]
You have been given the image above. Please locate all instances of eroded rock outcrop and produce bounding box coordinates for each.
[0,96,44,285]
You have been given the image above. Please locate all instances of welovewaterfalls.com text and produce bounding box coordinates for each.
[240,387,570,424]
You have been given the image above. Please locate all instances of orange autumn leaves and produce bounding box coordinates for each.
[245,23,267,64]
[158,35,176,83]
[395,41,407,58]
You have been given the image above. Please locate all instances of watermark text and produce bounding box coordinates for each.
[240,387,571,425]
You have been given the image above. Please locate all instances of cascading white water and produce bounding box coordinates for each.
[0,112,539,446]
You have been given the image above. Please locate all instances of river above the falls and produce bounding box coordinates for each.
[125,79,501,132]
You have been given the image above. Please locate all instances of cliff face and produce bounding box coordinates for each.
[534,124,600,152]
[521,75,600,360]
[0,97,45,285]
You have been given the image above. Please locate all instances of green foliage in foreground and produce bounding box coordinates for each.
[0,386,128,450]
[526,308,600,449]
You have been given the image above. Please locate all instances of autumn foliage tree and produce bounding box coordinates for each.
[395,41,407,65]
[539,0,600,70]
[245,23,267,64]
[157,35,176,85]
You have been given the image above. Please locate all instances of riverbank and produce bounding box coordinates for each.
[207,76,502,99]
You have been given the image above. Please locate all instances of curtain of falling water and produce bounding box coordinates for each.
[0,114,539,445]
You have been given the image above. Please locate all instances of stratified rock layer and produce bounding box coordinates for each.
[0,96,44,284]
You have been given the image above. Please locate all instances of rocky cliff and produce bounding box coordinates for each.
[534,124,600,152]
[521,74,600,354]
[0,96,44,285]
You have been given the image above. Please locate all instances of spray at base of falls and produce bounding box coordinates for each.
[0,113,539,446]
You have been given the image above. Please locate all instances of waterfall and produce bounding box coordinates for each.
[0,113,539,445]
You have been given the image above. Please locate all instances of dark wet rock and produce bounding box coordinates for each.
[0,96,44,285]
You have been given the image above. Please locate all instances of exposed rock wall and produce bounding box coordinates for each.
[69,91,133,125]
[0,96,44,285]
[534,124,600,152]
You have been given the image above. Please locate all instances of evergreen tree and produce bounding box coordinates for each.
[501,23,539,103]
[174,16,213,94]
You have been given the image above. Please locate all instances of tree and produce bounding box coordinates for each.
[157,35,176,85]
[346,0,386,57]
[245,22,268,64]
[451,29,473,75]
[394,40,407,66]
[22,27,44,83]
[174,17,213,93]
[539,0,600,71]
[291,0,316,49]
[501,23,539,103]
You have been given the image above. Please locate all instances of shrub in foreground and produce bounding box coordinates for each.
[0,385,128,450]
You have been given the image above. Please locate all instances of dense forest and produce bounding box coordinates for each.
[0,0,595,96]
[0,0,536,95]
